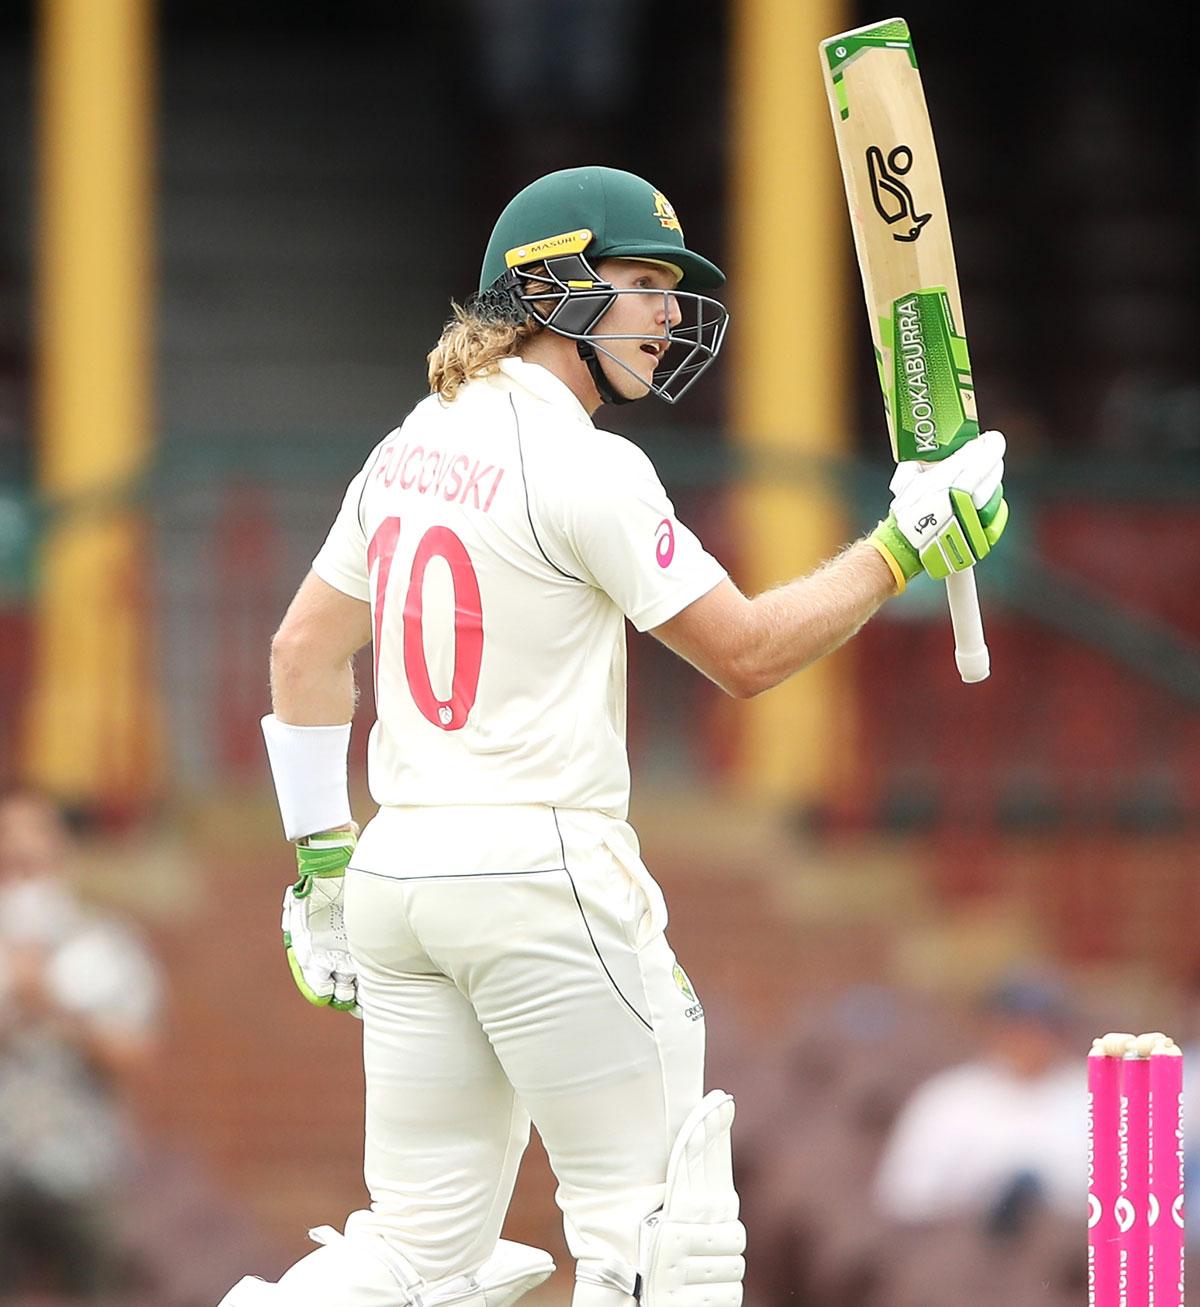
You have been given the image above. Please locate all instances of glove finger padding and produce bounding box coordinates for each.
[875,431,1008,584]
[331,969,359,1011]
[913,488,1008,580]
[889,429,1005,506]
[282,830,361,1017]
[978,485,1008,539]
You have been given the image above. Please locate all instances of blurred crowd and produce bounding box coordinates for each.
[2,796,1200,1307]
[719,969,1200,1307]
[0,791,161,1301]
[0,1,1194,1303]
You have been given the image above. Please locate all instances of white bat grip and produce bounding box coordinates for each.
[946,568,989,683]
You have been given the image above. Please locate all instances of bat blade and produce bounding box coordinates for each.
[820,16,990,683]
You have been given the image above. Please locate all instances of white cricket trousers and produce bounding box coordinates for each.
[342,804,706,1304]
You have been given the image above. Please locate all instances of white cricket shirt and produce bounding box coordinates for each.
[312,356,726,818]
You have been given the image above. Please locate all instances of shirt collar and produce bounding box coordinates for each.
[494,356,594,427]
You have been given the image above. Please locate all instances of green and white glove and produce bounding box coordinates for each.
[282,826,360,1016]
[871,429,1009,590]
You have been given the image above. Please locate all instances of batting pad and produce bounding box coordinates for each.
[640,1090,747,1307]
[217,1227,554,1307]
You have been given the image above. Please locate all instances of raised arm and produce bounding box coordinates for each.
[651,540,895,699]
[652,431,1009,698]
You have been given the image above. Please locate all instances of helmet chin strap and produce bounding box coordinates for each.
[576,340,635,407]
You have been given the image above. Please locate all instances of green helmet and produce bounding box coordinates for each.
[480,166,725,293]
[476,166,729,406]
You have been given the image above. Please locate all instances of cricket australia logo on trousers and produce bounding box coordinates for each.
[673,963,704,1023]
[866,145,931,242]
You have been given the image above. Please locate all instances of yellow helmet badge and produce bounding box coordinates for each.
[652,190,683,234]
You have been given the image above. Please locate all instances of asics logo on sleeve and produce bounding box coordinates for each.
[655,518,676,568]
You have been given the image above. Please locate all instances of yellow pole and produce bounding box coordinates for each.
[26,0,158,811]
[728,0,855,810]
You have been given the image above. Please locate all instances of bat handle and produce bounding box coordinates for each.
[945,568,990,683]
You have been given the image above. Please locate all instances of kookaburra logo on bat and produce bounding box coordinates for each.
[866,145,931,241]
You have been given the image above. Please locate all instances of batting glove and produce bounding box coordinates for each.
[282,826,360,1017]
[871,429,1009,587]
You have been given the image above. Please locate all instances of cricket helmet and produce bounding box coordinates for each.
[477,166,729,405]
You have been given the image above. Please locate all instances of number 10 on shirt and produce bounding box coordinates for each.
[367,517,483,730]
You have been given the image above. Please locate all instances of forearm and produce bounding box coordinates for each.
[269,637,358,726]
[264,575,371,840]
[264,651,357,838]
[738,538,896,694]
[268,571,372,727]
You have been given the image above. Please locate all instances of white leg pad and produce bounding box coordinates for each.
[638,1091,746,1307]
[216,1218,555,1307]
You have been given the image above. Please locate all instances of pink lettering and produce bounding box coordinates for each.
[399,446,423,490]
[459,460,495,510]
[379,444,505,512]
[433,452,456,497]
[443,454,468,501]
[417,450,441,493]
[381,442,408,488]
[482,467,505,514]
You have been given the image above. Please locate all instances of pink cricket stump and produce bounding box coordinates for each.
[1090,1044,1124,1307]
[1150,1048,1184,1307]
[1122,1054,1150,1306]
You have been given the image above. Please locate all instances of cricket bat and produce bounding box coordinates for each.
[820,17,990,683]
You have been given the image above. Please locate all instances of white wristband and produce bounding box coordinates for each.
[261,714,352,842]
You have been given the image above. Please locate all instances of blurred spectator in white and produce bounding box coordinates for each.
[873,967,1085,1230]
[0,789,163,1299]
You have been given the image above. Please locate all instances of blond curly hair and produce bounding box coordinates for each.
[426,299,542,403]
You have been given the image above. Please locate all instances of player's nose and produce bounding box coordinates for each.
[658,292,682,329]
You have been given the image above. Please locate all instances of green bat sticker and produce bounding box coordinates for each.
[880,288,977,461]
[823,18,916,119]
